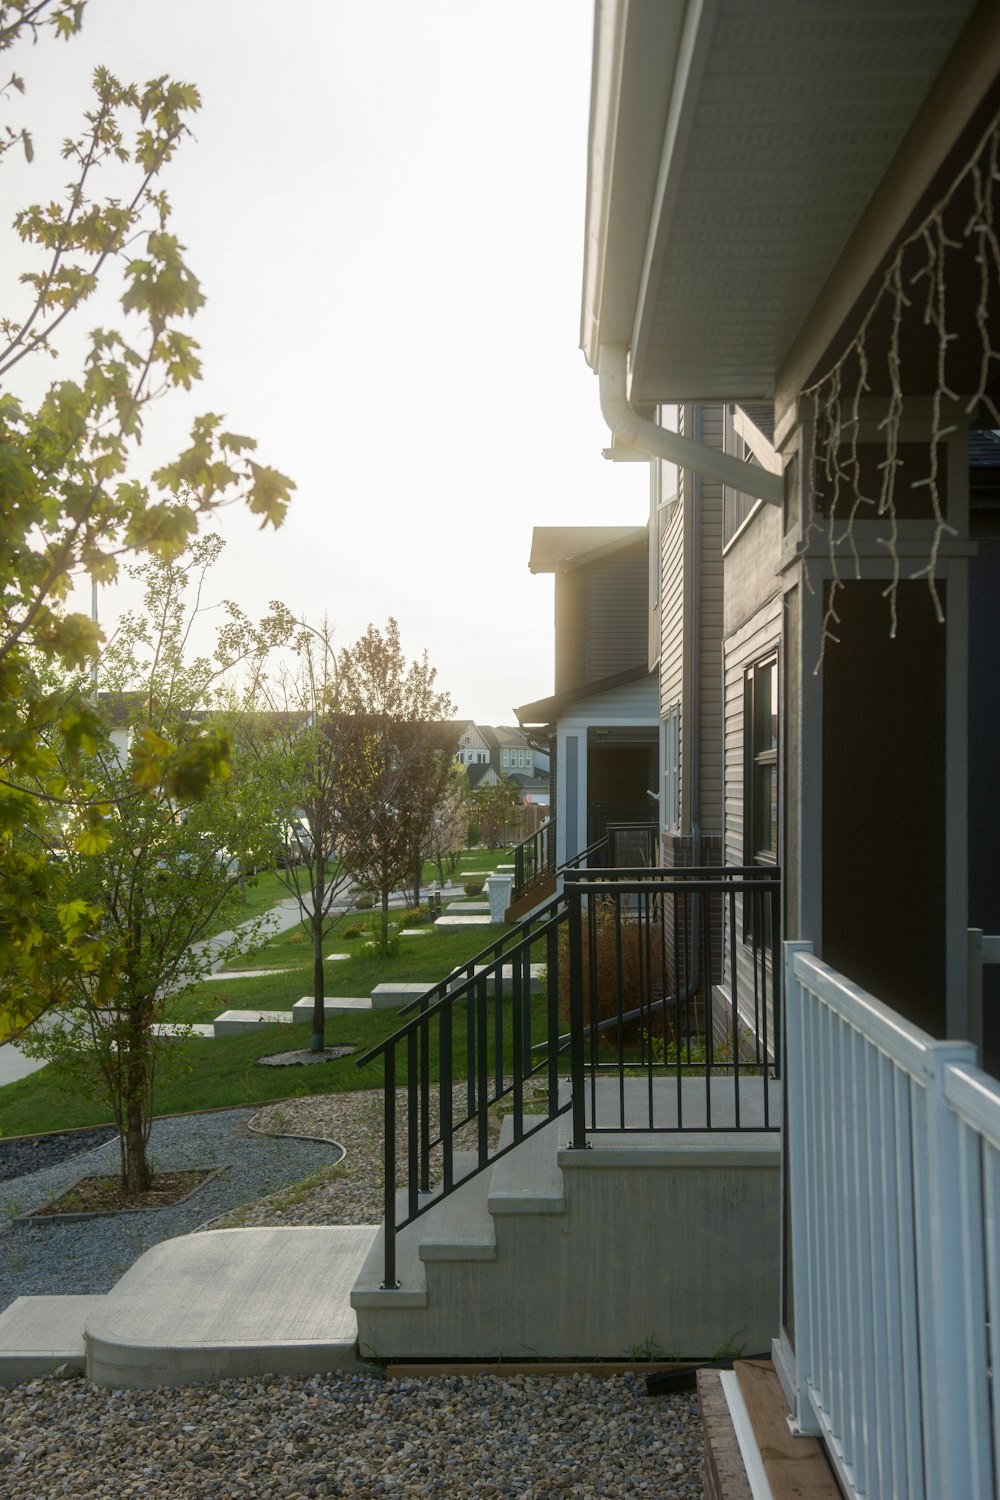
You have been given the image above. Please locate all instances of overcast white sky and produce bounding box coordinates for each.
[4,0,649,723]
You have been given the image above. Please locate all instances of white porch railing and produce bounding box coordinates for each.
[785,941,1000,1500]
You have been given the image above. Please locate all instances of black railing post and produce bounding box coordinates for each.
[419,997,431,1194]
[383,1047,398,1288]
[567,877,588,1148]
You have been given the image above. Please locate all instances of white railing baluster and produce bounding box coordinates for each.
[784,942,1000,1500]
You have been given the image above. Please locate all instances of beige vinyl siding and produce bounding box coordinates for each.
[586,550,648,682]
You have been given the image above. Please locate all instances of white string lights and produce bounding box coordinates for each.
[802,108,1000,661]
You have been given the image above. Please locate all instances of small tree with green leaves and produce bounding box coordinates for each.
[0,3,294,1045]
[19,538,291,1195]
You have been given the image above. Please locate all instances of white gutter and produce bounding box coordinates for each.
[598,344,783,507]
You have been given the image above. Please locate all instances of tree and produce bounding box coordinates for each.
[427,764,469,886]
[335,620,458,949]
[19,537,291,1195]
[0,4,295,1042]
[473,774,522,848]
[243,619,373,1053]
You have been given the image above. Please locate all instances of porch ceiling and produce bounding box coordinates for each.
[583,0,989,406]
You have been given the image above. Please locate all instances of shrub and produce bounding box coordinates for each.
[341,922,368,940]
[360,921,400,960]
[463,878,485,897]
[354,892,374,910]
[399,905,429,928]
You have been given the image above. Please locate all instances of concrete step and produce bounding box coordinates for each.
[211,1009,296,1036]
[85,1224,378,1389]
[445,901,490,913]
[291,997,374,1023]
[351,1154,483,1311]
[370,982,435,1008]
[434,913,492,929]
[150,1022,215,1040]
[353,1079,781,1362]
[489,1115,566,1216]
[0,1295,106,1385]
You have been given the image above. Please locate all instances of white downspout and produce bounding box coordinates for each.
[597,343,783,506]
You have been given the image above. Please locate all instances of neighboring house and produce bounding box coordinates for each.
[577,2,1000,1495]
[516,526,658,865]
[453,720,551,804]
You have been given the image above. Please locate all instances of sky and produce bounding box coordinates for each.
[3,0,649,724]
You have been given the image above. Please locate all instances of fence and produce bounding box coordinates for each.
[785,942,1000,1499]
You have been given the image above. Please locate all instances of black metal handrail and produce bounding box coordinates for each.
[356,861,781,1288]
[355,892,572,1287]
[510,818,556,901]
[564,866,782,1143]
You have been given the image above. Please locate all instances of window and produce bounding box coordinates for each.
[744,655,778,865]
[662,706,680,833]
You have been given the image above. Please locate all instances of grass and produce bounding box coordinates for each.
[0,990,560,1140]
[171,918,515,1024]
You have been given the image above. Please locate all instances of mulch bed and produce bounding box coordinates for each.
[27,1168,217,1219]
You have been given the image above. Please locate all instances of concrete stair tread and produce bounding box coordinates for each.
[87,1225,378,1388]
[489,1115,567,1215]
[351,1153,485,1302]
[292,997,374,1019]
[0,1295,106,1385]
[212,1009,295,1036]
[419,1161,497,1261]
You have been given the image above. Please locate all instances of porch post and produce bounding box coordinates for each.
[782,939,821,1435]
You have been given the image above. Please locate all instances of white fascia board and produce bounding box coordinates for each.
[581,1,686,370]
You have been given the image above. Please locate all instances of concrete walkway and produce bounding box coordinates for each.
[0,1226,379,1388]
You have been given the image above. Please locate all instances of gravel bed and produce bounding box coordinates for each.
[0,1126,119,1183]
[0,1370,704,1498]
[0,1108,340,1314]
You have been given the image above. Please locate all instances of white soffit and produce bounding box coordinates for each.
[629,0,978,403]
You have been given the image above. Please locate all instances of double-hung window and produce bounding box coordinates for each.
[744,654,778,865]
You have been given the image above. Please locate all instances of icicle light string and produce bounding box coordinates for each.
[802,107,1000,668]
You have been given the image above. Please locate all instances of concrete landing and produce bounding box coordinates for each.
[0,1295,106,1385]
[85,1225,379,1389]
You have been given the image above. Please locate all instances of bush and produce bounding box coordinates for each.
[341,922,368,939]
[354,892,374,910]
[463,878,485,897]
[360,921,400,960]
[400,905,429,928]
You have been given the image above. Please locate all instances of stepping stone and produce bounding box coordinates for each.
[202,968,283,980]
[292,998,374,1023]
[326,953,350,961]
[212,1009,295,1036]
[370,983,433,1010]
[0,1295,106,1385]
[399,928,430,937]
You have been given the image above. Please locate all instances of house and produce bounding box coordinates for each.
[516,526,659,867]
[453,720,550,802]
[577,1,1000,1495]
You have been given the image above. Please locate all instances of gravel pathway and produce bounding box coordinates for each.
[0,1371,704,1498]
[0,1109,341,1313]
[0,1092,706,1496]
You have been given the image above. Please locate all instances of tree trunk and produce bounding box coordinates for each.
[380,884,390,949]
[311,866,326,1050]
[411,854,422,909]
[121,981,153,1197]
[311,923,326,1051]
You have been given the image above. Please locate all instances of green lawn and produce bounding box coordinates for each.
[170,918,515,1024]
[0,988,558,1139]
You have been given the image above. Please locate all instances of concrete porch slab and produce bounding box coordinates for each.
[0,1295,107,1385]
[85,1225,379,1389]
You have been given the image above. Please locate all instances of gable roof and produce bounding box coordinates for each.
[516,664,654,727]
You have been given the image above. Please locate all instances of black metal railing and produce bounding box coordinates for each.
[564,866,781,1142]
[510,818,556,900]
[355,893,572,1287]
[356,860,781,1287]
